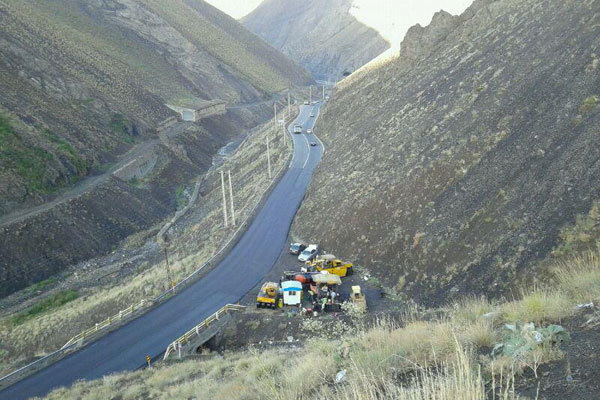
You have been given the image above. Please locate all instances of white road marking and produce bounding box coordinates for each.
[302,132,311,169]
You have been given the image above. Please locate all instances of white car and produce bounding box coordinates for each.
[298,244,319,262]
[306,128,313,134]
[304,100,310,105]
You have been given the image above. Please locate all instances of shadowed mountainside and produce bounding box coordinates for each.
[294,0,600,305]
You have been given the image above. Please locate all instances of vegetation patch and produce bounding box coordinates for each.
[0,114,54,193]
[552,201,600,258]
[44,130,90,179]
[579,95,599,114]
[175,184,189,209]
[22,277,58,296]
[110,114,135,144]
[10,290,79,326]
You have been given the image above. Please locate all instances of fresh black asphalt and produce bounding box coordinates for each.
[0,103,323,400]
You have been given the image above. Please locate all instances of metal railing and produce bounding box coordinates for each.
[62,299,151,348]
[163,304,246,360]
[0,105,301,389]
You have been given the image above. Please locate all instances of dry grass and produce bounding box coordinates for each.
[38,331,519,400]
[0,108,294,376]
[336,343,490,400]
[24,232,600,399]
[500,290,574,325]
[553,250,600,303]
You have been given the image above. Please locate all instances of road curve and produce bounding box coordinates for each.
[0,103,324,400]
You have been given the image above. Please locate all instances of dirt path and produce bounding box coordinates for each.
[0,137,160,228]
[0,93,287,229]
[0,118,205,228]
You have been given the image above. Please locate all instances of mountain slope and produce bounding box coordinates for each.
[0,0,312,213]
[294,0,600,304]
[241,0,389,80]
[0,0,312,298]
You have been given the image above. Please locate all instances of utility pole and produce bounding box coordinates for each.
[220,170,228,228]
[266,136,272,179]
[228,170,235,226]
[309,86,312,103]
[323,85,325,101]
[288,91,291,117]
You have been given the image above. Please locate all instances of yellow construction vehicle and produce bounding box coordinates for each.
[256,282,280,308]
[350,285,367,312]
[307,254,353,277]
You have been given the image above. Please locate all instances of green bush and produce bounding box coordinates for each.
[23,277,57,296]
[552,202,599,257]
[110,113,135,144]
[11,290,79,326]
[0,115,54,193]
[579,95,599,114]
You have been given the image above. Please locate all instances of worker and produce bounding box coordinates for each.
[307,288,314,303]
[330,291,337,304]
[321,297,327,312]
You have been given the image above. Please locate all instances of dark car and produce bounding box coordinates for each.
[310,142,317,146]
[289,242,307,255]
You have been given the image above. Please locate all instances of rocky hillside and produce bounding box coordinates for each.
[0,0,312,298]
[295,0,600,305]
[241,0,389,81]
[0,0,312,214]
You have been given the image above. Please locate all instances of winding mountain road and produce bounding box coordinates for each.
[0,103,324,400]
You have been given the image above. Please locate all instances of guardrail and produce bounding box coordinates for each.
[0,298,153,390]
[62,299,151,348]
[153,106,299,303]
[163,304,246,360]
[0,104,300,391]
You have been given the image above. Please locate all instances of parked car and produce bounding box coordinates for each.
[298,244,319,262]
[304,100,310,105]
[289,242,307,255]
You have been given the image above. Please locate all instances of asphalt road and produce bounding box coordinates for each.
[0,103,324,400]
